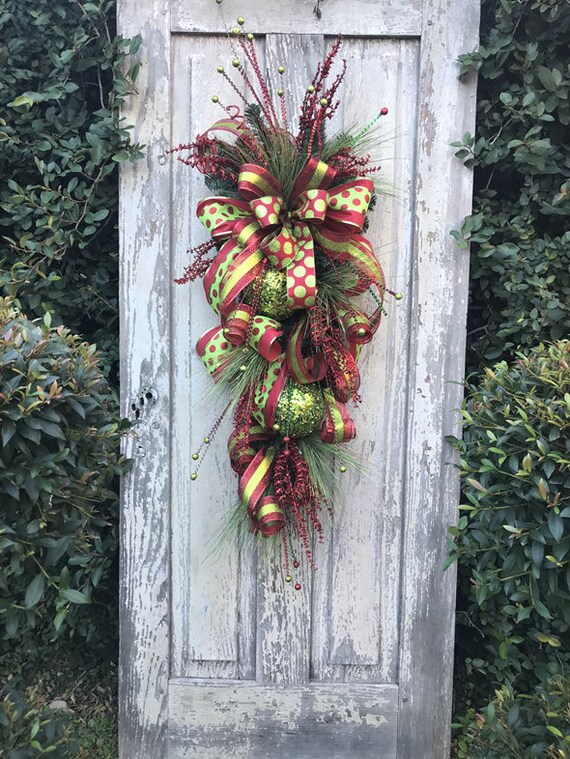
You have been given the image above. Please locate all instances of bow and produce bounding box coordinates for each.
[197,157,380,318]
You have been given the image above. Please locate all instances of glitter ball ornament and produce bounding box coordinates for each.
[274,382,325,438]
[244,266,295,320]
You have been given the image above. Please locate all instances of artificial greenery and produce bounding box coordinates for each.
[0,0,142,383]
[451,0,570,366]
[0,299,130,646]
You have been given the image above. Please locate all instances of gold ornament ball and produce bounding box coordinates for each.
[274,383,325,438]
[192,453,199,460]
[320,97,328,107]
[247,32,254,40]
[217,65,224,73]
[278,65,285,74]
[232,57,240,68]
[211,95,219,103]
[191,473,197,481]
[237,16,245,24]
[285,575,292,583]
[307,85,315,93]
[277,88,284,97]
[339,465,347,473]
[395,292,403,301]
[244,266,294,320]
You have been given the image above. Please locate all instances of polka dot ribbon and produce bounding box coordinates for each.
[196,157,377,314]
[196,316,283,380]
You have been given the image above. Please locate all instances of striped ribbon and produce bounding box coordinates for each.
[196,317,283,378]
[197,157,382,318]
[285,314,325,384]
[320,388,357,444]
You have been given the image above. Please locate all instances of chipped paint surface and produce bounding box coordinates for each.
[169,682,398,758]
[171,0,422,36]
[119,0,478,756]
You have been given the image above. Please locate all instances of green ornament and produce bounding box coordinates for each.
[274,382,325,438]
[244,266,295,320]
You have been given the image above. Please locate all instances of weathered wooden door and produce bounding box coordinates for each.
[118,1,478,757]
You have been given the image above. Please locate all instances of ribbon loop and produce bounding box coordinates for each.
[320,389,357,444]
[285,315,325,384]
[250,195,284,227]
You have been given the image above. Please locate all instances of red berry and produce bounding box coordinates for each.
[293,560,300,568]
[381,107,389,115]
[294,583,302,590]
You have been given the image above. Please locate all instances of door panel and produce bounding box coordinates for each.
[169,682,398,759]
[118,0,478,756]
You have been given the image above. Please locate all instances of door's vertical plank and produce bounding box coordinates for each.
[327,38,420,671]
[311,37,420,684]
[170,35,243,679]
[255,34,325,687]
[397,0,479,756]
[117,0,170,756]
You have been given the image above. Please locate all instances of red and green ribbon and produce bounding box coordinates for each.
[197,157,380,316]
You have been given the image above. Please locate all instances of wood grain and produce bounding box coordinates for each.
[171,0,422,37]
[170,35,248,680]
[119,0,478,754]
[169,681,398,759]
[396,0,479,756]
[117,0,171,756]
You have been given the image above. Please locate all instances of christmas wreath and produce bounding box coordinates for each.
[171,26,399,585]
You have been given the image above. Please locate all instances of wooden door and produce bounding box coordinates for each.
[118,1,478,757]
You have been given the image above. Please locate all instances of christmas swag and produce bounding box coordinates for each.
[172,26,399,584]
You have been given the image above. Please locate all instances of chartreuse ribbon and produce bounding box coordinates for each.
[197,157,380,317]
[196,316,283,380]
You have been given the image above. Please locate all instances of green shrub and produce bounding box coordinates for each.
[0,687,78,759]
[451,0,570,365]
[0,0,142,382]
[452,673,570,759]
[0,299,129,644]
[450,341,570,712]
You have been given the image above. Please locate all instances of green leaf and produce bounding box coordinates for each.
[59,588,90,605]
[8,95,34,108]
[24,573,46,608]
[536,66,557,92]
[2,420,17,446]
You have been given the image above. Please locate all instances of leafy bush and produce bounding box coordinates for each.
[0,686,78,759]
[451,0,570,365]
[452,673,570,759]
[0,299,129,644]
[0,0,142,381]
[450,341,570,746]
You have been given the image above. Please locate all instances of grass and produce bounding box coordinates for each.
[0,641,118,758]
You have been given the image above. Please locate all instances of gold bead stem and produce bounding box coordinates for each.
[189,403,231,483]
